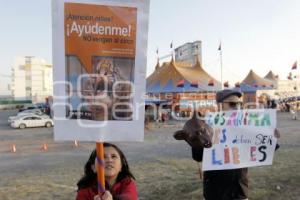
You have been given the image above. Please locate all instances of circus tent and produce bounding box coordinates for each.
[146,58,221,93]
[237,70,274,92]
[264,70,279,89]
[264,70,278,81]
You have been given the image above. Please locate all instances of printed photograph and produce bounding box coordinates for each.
[66,55,135,121]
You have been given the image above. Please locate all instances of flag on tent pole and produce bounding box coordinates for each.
[292,61,297,70]
[287,72,293,80]
[218,42,222,51]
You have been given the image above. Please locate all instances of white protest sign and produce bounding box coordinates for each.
[202,109,277,171]
[52,0,149,141]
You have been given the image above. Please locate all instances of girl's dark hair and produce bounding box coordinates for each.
[77,143,135,189]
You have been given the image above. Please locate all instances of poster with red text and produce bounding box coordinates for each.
[52,0,149,141]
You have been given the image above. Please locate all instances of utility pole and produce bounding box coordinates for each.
[218,41,223,90]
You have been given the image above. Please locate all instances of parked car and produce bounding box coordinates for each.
[18,109,43,115]
[34,103,49,113]
[8,113,50,124]
[10,115,53,129]
[8,109,44,123]
[18,105,39,112]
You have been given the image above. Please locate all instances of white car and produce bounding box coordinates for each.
[8,109,45,123]
[18,109,43,116]
[10,115,53,129]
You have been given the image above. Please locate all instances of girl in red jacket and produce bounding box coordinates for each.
[76,143,138,200]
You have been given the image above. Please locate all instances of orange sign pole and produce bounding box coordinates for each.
[96,142,105,194]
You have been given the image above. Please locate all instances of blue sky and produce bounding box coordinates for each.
[1,0,300,95]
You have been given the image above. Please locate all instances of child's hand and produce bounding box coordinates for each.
[101,191,113,200]
[94,191,113,200]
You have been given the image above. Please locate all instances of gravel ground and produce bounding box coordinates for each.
[0,110,299,200]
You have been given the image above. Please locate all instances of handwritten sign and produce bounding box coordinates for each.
[202,109,277,171]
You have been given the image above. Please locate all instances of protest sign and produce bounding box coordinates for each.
[202,109,277,171]
[52,0,149,141]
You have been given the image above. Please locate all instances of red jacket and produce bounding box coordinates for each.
[76,178,138,200]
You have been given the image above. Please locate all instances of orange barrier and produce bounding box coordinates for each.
[9,142,84,153]
[74,140,79,147]
[11,144,16,153]
[42,143,48,151]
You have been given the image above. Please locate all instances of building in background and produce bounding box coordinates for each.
[174,40,202,66]
[11,56,53,103]
[275,80,300,98]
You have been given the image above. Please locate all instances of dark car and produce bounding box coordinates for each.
[35,103,51,115]
[18,105,39,112]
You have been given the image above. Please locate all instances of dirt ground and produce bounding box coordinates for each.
[0,110,299,200]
